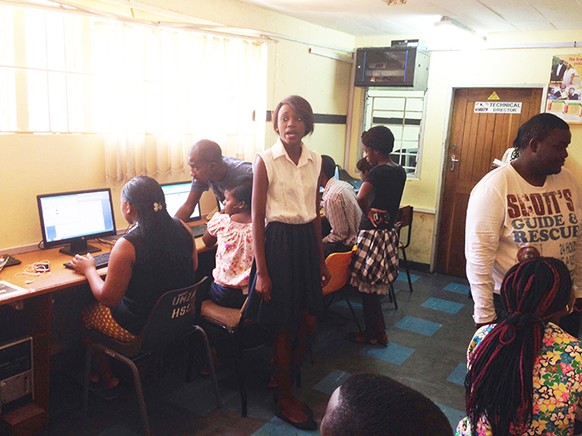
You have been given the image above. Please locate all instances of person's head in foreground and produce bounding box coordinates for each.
[320,373,453,436]
[464,257,574,435]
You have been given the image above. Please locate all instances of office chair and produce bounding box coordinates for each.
[394,205,414,293]
[82,277,220,436]
[198,296,259,418]
[322,247,362,331]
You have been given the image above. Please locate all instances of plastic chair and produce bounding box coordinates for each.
[322,247,362,331]
[394,205,414,293]
[82,277,220,435]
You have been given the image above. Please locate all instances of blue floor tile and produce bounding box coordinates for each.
[443,282,470,295]
[252,416,319,435]
[447,362,467,385]
[396,272,421,283]
[395,315,441,336]
[421,297,464,314]
[363,342,415,365]
[313,369,351,395]
[437,403,465,430]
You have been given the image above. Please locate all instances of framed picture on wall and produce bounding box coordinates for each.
[545,54,582,124]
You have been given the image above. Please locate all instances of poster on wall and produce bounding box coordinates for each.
[546,54,582,123]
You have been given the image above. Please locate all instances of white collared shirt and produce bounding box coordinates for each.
[322,177,362,246]
[258,139,322,224]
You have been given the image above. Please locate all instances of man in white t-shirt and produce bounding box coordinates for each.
[465,113,582,336]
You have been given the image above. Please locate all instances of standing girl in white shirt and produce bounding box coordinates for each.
[245,95,330,430]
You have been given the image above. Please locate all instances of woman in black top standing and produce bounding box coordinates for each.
[347,126,406,346]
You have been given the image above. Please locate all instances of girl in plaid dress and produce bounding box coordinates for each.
[347,126,406,346]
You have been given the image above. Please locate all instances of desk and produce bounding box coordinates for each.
[0,228,213,432]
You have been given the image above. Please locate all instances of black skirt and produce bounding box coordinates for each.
[244,221,323,334]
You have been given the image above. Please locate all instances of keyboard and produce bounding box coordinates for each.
[64,252,111,270]
[191,223,208,238]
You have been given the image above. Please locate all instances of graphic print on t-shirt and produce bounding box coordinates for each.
[507,188,578,269]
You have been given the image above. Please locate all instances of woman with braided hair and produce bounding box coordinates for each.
[346,125,406,346]
[456,257,582,436]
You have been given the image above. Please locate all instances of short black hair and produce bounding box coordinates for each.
[273,95,315,136]
[512,113,569,150]
[361,125,395,155]
[356,157,371,175]
[323,373,453,436]
[321,155,336,179]
[225,175,253,208]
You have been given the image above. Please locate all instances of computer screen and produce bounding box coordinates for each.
[160,181,201,222]
[37,188,116,255]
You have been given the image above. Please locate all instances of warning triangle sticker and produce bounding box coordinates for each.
[487,91,501,101]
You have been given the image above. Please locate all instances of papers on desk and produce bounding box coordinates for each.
[0,280,32,300]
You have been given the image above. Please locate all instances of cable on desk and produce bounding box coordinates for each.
[15,260,52,283]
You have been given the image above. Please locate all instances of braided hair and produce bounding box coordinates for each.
[510,113,569,161]
[464,257,572,435]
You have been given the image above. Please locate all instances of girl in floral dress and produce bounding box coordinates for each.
[202,175,253,309]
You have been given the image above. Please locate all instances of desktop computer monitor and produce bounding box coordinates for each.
[160,181,201,222]
[37,188,116,255]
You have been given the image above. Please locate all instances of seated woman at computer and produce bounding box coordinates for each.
[175,139,252,221]
[70,176,198,392]
[202,175,253,308]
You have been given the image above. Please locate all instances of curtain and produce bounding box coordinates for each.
[0,4,267,183]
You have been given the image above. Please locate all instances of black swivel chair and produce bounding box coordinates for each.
[394,205,414,293]
[82,277,220,435]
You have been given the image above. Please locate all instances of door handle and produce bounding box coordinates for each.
[450,154,460,172]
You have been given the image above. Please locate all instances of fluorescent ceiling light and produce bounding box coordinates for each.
[430,15,486,50]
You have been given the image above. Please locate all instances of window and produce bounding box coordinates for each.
[0,3,267,181]
[363,88,426,176]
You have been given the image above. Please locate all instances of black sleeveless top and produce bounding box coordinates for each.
[111,218,195,335]
[359,163,406,231]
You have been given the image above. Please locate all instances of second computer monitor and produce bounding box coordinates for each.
[160,181,201,222]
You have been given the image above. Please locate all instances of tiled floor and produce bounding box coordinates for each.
[44,270,476,435]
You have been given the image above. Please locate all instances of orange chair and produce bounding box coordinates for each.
[322,247,362,331]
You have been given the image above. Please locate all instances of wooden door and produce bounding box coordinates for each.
[436,88,543,277]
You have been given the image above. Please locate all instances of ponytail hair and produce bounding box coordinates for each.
[464,257,571,435]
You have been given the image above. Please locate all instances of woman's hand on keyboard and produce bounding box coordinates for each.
[70,253,96,275]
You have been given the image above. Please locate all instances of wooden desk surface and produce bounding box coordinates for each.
[0,225,212,305]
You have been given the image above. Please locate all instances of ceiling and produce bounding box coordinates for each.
[237,0,582,37]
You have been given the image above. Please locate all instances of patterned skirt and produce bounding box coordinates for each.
[350,229,399,295]
[245,221,323,335]
[81,303,138,343]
